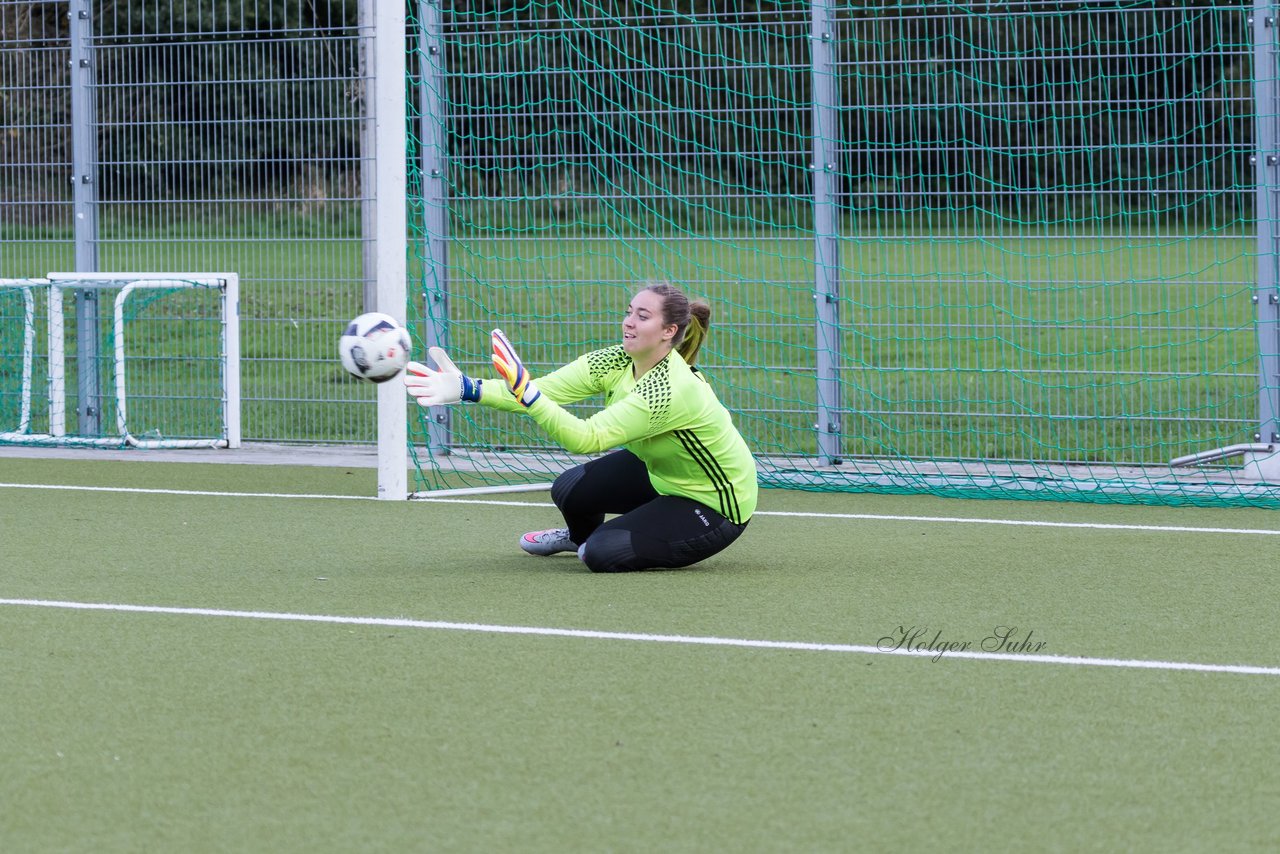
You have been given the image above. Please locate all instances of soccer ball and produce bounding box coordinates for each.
[339,312,411,383]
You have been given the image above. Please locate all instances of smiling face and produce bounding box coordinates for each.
[621,289,678,363]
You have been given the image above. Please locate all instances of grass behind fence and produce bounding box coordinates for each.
[3,222,1260,463]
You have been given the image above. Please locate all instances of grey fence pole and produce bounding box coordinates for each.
[359,0,377,313]
[418,0,451,454]
[811,0,842,465]
[1254,6,1280,449]
[69,0,100,435]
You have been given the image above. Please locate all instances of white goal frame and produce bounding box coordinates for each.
[0,272,241,449]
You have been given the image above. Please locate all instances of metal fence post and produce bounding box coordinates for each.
[359,0,377,314]
[69,0,100,435]
[811,0,842,465]
[418,0,451,455]
[1254,5,1280,453]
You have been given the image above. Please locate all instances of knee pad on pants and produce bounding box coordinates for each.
[550,464,588,511]
[579,528,635,574]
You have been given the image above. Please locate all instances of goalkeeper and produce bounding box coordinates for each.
[404,281,757,573]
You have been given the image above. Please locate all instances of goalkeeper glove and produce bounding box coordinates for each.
[404,346,481,407]
[490,328,541,407]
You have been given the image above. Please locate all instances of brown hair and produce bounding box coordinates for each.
[642,281,712,366]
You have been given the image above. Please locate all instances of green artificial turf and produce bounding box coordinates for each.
[2,457,1279,851]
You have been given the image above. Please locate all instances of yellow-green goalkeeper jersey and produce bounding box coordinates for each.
[479,346,758,523]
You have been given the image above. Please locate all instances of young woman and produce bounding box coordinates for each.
[404,281,757,573]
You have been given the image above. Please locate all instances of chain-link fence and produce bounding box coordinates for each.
[2,0,376,443]
[4,2,1278,507]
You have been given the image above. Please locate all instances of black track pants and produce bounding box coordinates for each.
[550,450,748,573]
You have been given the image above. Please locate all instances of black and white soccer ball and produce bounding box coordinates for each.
[339,312,412,383]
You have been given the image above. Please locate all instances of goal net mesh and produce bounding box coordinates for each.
[406,0,1280,507]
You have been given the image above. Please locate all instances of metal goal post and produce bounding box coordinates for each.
[0,273,241,450]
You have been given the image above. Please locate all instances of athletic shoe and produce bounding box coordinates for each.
[520,528,578,556]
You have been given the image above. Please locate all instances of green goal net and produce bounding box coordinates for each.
[406,0,1280,507]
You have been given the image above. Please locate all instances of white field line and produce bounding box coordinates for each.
[0,482,381,501]
[3,480,1280,537]
[1,597,1277,677]
[753,509,1280,537]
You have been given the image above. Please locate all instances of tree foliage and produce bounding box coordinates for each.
[2,1,1256,226]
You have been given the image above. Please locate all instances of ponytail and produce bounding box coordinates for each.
[676,301,711,366]
[642,281,712,367]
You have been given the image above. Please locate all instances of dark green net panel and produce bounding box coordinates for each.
[405,0,1280,508]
